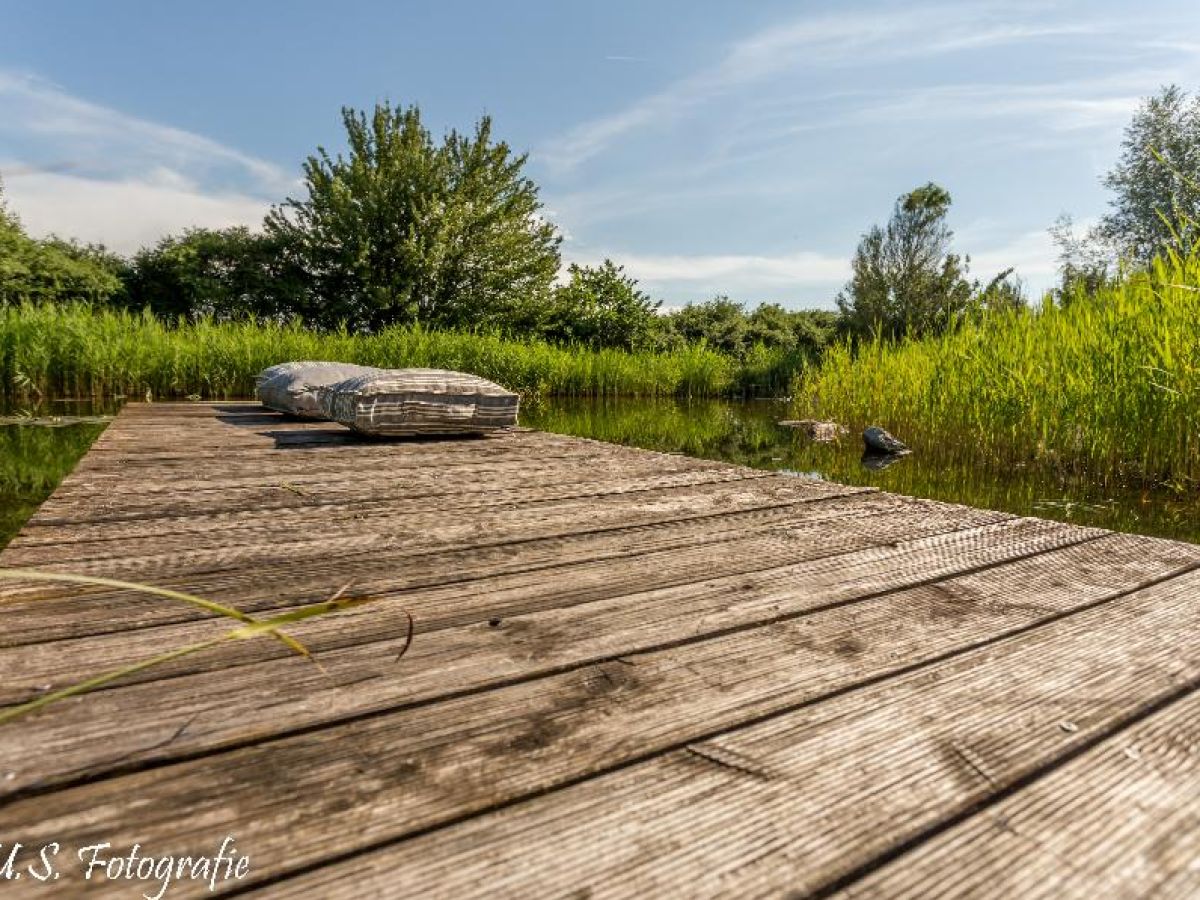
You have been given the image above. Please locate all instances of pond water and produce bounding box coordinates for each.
[1,395,1196,551]
[521,397,1200,545]
[0,397,121,549]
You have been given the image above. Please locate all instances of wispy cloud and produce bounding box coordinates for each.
[709,75,1160,169]
[539,6,1121,172]
[0,71,290,251]
[845,76,1158,132]
[0,72,292,193]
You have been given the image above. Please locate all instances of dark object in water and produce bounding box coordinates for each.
[778,419,848,443]
[863,426,909,455]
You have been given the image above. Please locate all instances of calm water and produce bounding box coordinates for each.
[0,397,120,549]
[522,397,1200,545]
[1,395,1196,550]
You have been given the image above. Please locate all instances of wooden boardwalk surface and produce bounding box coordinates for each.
[1,401,1199,897]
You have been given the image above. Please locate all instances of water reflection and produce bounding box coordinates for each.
[523,397,1200,545]
[0,398,121,549]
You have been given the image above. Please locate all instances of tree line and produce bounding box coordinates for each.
[2,85,1197,357]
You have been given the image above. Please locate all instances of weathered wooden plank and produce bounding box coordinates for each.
[833,683,1200,899]
[66,430,582,465]
[4,530,1190,892]
[3,464,798,565]
[57,451,685,502]
[48,430,718,495]
[18,436,758,520]
[0,500,1021,757]
[29,459,764,528]
[0,491,946,691]
[0,482,870,632]
[254,565,1200,900]
[3,481,867,575]
[7,469,839,553]
[51,447,710,498]
[8,497,833,575]
[24,406,719,524]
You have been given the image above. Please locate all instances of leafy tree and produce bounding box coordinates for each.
[664,296,751,356]
[124,227,305,321]
[1048,214,1115,302]
[658,300,839,360]
[836,182,973,339]
[0,181,122,304]
[788,309,841,359]
[266,102,561,331]
[1098,85,1200,264]
[534,260,659,349]
[745,303,798,353]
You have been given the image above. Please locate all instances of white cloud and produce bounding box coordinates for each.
[608,249,849,284]
[0,71,291,252]
[0,72,292,194]
[970,228,1058,280]
[3,168,271,254]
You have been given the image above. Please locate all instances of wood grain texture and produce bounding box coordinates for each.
[270,566,1200,899]
[1,402,1197,899]
[0,516,1094,796]
[834,673,1200,899]
[0,492,991,697]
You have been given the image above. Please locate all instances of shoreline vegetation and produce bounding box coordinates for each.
[0,302,804,400]
[795,249,1200,488]
[3,242,1196,494]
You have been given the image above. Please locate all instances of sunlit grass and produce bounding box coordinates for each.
[794,247,1200,487]
[0,304,803,399]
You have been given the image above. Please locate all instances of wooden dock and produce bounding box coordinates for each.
[1,401,1199,897]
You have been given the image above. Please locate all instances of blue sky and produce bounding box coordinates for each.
[2,0,1198,309]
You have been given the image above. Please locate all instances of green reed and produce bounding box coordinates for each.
[0,304,807,400]
[795,248,1200,487]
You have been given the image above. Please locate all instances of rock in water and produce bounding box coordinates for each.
[863,426,909,454]
[778,419,848,443]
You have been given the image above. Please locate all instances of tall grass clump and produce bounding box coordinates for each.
[0,304,751,400]
[795,247,1200,487]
